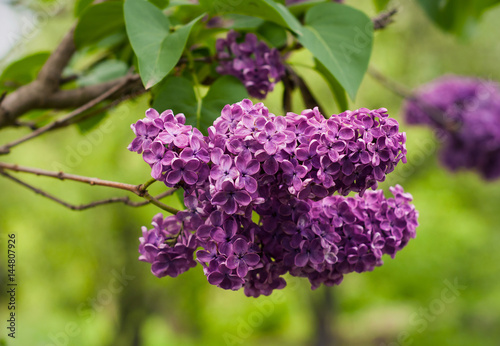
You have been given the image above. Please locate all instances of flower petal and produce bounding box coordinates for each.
[233,238,248,255]
[208,272,225,285]
[234,191,251,206]
[294,252,308,267]
[166,170,182,185]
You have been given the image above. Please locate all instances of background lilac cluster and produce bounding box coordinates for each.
[216,30,285,99]
[130,99,417,297]
[404,75,500,180]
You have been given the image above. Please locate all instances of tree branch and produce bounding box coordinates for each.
[0,169,177,211]
[0,74,140,155]
[0,22,144,130]
[37,26,77,92]
[41,76,140,109]
[0,162,181,214]
[62,87,146,127]
[0,25,78,128]
[0,161,144,194]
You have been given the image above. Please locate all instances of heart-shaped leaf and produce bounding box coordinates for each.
[0,52,50,92]
[152,76,198,123]
[314,58,348,112]
[124,0,203,89]
[200,0,302,34]
[299,3,373,100]
[74,2,125,48]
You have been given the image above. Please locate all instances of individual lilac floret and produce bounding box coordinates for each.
[131,99,417,297]
[216,30,285,99]
[404,75,500,180]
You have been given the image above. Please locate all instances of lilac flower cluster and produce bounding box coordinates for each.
[216,30,285,99]
[245,184,418,295]
[130,99,417,296]
[404,75,500,180]
[139,213,197,278]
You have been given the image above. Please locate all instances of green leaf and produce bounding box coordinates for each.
[287,0,327,16]
[124,0,203,89]
[153,75,248,134]
[299,3,373,100]
[148,0,169,9]
[372,0,391,12]
[314,58,348,111]
[0,52,50,91]
[77,60,129,87]
[74,0,94,17]
[416,0,500,37]
[257,21,288,47]
[227,14,265,30]
[200,75,248,131]
[152,76,198,123]
[74,2,125,48]
[199,0,302,34]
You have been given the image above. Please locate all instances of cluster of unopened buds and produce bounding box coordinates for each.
[129,99,418,297]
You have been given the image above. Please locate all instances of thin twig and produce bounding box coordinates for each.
[0,170,177,211]
[0,74,140,154]
[0,162,181,214]
[0,161,144,195]
[367,66,459,131]
[367,66,413,99]
[62,88,146,127]
[37,25,77,92]
[373,8,398,31]
[34,86,147,135]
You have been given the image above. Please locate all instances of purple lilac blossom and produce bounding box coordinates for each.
[404,75,500,180]
[216,30,285,99]
[131,99,418,297]
[138,213,197,278]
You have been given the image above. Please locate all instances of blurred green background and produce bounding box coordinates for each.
[1,0,500,345]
